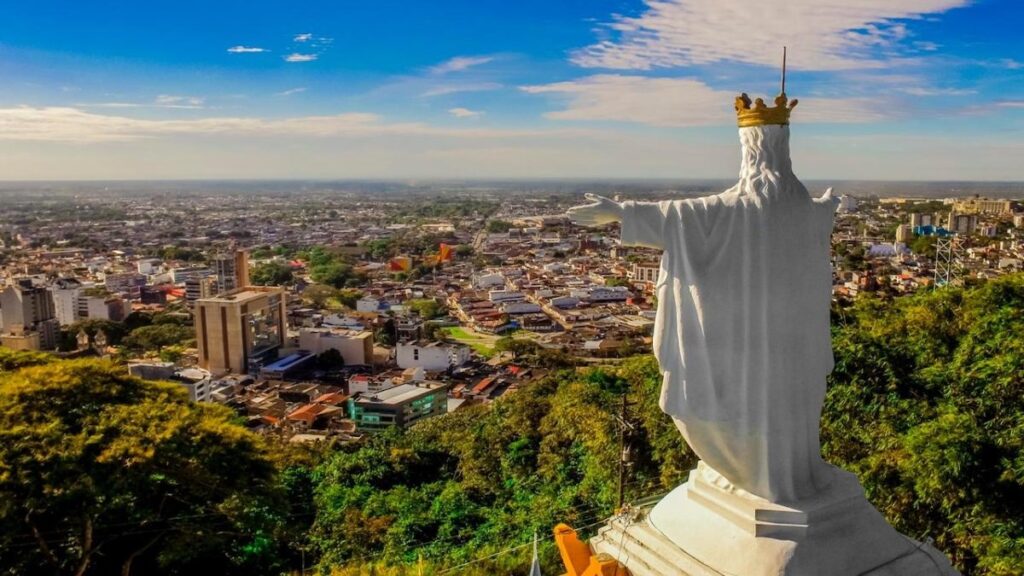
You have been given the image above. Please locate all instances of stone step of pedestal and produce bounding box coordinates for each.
[589,511,959,576]
[590,515,723,576]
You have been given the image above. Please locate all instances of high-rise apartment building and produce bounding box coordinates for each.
[195,286,286,375]
[212,249,250,295]
[0,279,59,350]
[185,274,218,303]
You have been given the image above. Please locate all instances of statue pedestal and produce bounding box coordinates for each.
[590,462,958,576]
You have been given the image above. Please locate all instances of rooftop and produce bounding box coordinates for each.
[358,383,444,405]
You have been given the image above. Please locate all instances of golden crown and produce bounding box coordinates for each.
[735,93,798,128]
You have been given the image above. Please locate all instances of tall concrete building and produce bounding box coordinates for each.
[212,249,250,295]
[0,279,59,350]
[947,212,978,235]
[895,224,913,244]
[50,278,83,326]
[185,274,218,303]
[195,286,286,375]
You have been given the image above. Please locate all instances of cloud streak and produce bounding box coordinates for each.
[75,95,206,110]
[449,107,483,118]
[430,56,494,74]
[285,53,317,63]
[227,45,268,53]
[522,75,888,126]
[0,106,595,143]
[572,0,970,71]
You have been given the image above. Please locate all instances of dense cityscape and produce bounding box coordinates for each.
[3,0,1024,573]
[1,183,1022,443]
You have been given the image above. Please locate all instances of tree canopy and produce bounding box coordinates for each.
[250,261,294,286]
[0,358,292,576]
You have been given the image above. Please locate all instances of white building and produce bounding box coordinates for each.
[78,294,129,322]
[128,363,212,402]
[586,286,631,302]
[838,195,859,213]
[49,279,83,326]
[356,297,382,313]
[396,341,471,371]
[630,262,660,284]
[488,289,525,303]
[502,301,542,315]
[473,272,505,289]
[298,328,374,365]
[136,258,161,275]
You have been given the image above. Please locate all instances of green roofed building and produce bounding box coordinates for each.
[348,383,447,431]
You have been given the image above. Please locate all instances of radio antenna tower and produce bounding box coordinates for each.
[934,235,961,287]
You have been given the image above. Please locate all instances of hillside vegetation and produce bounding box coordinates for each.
[2,275,1023,575]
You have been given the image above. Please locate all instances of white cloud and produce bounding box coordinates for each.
[77,95,205,110]
[285,53,317,63]
[155,95,204,107]
[522,75,888,126]
[0,106,596,143]
[430,56,494,74]
[996,100,1024,109]
[1002,59,1023,70]
[227,46,268,53]
[572,0,969,71]
[899,86,975,96]
[294,33,313,43]
[421,82,502,97]
[277,87,307,96]
[449,107,483,118]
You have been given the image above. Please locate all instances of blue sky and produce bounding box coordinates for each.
[0,0,1022,180]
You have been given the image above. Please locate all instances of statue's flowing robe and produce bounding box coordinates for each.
[620,125,840,502]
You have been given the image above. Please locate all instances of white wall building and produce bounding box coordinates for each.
[356,297,382,313]
[298,328,374,365]
[396,341,471,371]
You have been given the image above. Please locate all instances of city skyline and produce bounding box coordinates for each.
[1,0,1022,180]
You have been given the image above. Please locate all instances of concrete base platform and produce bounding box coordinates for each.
[590,463,959,576]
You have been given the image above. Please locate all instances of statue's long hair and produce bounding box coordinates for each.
[735,125,810,201]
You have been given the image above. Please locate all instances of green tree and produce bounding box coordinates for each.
[0,359,290,576]
[910,235,938,258]
[250,261,294,286]
[123,324,194,353]
[486,220,512,233]
[301,284,337,309]
[310,262,353,289]
[406,299,445,320]
[494,337,539,359]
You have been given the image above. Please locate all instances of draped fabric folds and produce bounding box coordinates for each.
[620,125,840,502]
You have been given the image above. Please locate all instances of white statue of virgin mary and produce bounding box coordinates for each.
[569,93,837,503]
[567,92,959,575]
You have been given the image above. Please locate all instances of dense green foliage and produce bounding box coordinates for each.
[824,275,1024,575]
[310,358,690,574]
[302,247,363,289]
[250,261,295,286]
[0,358,299,576]
[3,275,1024,575]
[404,298,445,320]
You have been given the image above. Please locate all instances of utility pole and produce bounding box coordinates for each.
[615,392,636,511]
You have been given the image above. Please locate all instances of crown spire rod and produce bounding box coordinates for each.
[781,46,787,95]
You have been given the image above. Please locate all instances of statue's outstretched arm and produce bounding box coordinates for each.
[620,199,676,250]
[567,194,674,250]
[566,193,623,227]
